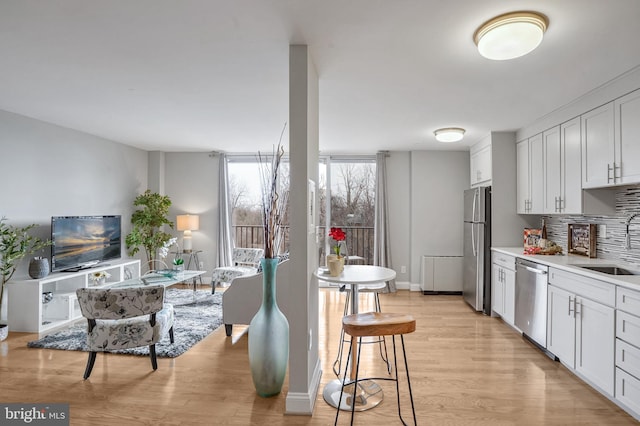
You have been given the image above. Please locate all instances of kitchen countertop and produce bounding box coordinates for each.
[491,247,640,291]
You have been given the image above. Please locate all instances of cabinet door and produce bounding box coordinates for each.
[560,117,583,214]
[581,102,615,188]
[547,285,576,368]
[529,133,544,213]
[615,89,640,185]
[516,140,530,214]
[471,145,492,186]
[503,268,516,326]
[492,265,504,316]
[543,126,561,214]
[575,296,615,396]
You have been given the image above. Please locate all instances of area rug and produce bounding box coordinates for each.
[27,289,223,358]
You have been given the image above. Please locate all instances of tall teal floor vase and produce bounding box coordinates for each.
[248,258,289,397]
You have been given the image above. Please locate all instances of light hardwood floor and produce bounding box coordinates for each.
[0,288,637,425]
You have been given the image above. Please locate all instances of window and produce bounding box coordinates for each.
[319,157,376,265]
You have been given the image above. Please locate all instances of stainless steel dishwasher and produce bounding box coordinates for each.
[515,258,549,348]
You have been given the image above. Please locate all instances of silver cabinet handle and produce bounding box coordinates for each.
[607,163,613,183]
[568,295,574,316]
[575,299,581,318]
[614,162,621,181]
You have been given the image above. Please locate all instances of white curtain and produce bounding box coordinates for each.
[374,151,396,292]
[217,153,234,268]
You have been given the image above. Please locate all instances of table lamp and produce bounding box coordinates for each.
[176,214,199,253]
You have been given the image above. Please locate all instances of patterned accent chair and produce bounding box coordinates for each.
[75,285,175,380]
[210,247,264,293]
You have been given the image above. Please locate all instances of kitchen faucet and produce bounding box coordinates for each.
[625,213,640,249]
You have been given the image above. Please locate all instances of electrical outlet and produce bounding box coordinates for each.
[401,265,406,274]
[199,261,204,269]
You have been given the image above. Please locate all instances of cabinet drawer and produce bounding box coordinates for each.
[549,268,615,306]
[616,339,640,380]
[618,286,640,316]
[616,368,640,416]
[492,253,515,271]
[617,311,640,348]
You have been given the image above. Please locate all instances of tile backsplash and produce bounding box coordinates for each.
[543,185,640,268]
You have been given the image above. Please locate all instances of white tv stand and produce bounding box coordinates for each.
[7,258,140,333]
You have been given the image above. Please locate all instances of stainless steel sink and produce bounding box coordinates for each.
[576,265,640,275]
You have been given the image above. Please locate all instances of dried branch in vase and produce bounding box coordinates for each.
[258,124,289,259]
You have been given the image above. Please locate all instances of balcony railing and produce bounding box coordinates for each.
[232,225,375,265]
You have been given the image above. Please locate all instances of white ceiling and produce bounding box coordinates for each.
[1,1,640,154]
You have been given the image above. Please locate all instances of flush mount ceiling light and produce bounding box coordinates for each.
[434,127,465,143]
[474,11,549,60]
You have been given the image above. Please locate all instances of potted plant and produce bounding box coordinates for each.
[0,217,51,339]
[172,257,184,271]
[125,190,175,271]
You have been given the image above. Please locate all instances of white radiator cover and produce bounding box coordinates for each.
[421,256,463,293]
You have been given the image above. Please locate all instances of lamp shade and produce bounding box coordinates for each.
[176,214,200,231]
[434,127,465,143]
[474,11,548,60]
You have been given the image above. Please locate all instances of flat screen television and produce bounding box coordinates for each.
[51,215,122,272]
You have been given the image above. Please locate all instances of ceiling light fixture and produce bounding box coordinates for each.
[474,11,549,60]
[434,127,465,143]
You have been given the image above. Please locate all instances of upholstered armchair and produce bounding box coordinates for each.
[210,247,264,293]
[222,259,290,336]
[75,285,175,380]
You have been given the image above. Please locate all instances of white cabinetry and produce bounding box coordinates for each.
[615,286,640,417]
[421,256,463,293]
[7,259,140,333]
[470,142,492,187]
[614,89,640,185]
[581,102,615,188]
[491,252,516,326]
[547,268,615,396]
[516,133,543,214]
[579,89,640,188]
[543,118,583,214]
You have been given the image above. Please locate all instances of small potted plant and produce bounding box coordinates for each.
[172,257,184,271]
[327,227,346,276]
[89,271,111,286]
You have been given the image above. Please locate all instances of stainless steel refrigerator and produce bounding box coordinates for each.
[463,187,491,314]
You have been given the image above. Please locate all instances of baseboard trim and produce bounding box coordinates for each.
[285,358,322,415]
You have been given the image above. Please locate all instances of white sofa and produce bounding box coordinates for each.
[222,259,290,336]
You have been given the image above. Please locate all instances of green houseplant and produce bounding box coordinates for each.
[125,190,175,271]
[0,217,51,330]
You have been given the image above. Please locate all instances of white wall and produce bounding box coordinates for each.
[0,109,148,279]
[409,151,469,284]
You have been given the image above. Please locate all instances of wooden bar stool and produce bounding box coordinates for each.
[335,312,417,425]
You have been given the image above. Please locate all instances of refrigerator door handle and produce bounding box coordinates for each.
[471,223,477,256]
[472,189,478,222]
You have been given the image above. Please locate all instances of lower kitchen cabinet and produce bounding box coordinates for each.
[491,253,516,326]
[547,269,616,396]
[615,286,640,416]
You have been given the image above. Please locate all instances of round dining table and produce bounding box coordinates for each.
[314,264,397,411]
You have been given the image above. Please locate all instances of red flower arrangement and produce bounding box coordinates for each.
[328,227,346,257]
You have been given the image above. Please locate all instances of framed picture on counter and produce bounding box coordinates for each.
[568,223,597,258]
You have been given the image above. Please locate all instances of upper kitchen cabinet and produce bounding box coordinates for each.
[582,89,640,188]
[470,137,492,187]
[614,89,640,185]
[543,118,582,214]
[582,102,616,188]
[516,133,543,214]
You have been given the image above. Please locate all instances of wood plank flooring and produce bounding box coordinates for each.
[0,288,637,425]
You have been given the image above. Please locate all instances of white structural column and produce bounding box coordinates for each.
[285,45,322,415]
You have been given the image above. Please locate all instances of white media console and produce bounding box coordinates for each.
[7,258,140,333]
